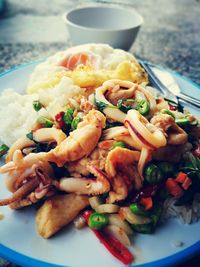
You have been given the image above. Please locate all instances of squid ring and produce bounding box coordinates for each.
[125,110,167,149]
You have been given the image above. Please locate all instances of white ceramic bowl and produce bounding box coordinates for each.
[64,5,143,50]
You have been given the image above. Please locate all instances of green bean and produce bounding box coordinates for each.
[129,203,148,216]
[157,162,175,176]
[144,164,164,184]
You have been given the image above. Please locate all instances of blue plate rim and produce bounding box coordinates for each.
[0,60,200,267]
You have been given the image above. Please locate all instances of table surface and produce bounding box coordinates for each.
[0,0,200,266]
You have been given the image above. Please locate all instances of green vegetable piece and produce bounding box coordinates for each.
[71,117,80,130]
[37,116,54,128]
[94,95,108,112]
[157,162,175,176]
[105,121,123,129]
[113,141,125,149]
[130,203,148,216]
[33,100,42,112]
[88,212,108,230]
[137,100,149,116]
[144,164,164,185]
[175,118,190,126]
[26,132,34,141]
[0,144,9,157]
[161,109,175,119]
[132,223,153,234]
[63,108,74,125]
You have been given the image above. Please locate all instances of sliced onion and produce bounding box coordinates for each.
[138,148,152,180]
[119,207,151,225]
[73,214,86,229]
[96,204,119,214]
[104,225,131,247]
[108,214,133,235]
[89,196,103,210]
[103,126,142,150]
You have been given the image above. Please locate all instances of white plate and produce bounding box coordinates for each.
[0,62,200,267]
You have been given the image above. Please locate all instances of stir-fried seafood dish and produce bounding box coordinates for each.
[0,44,200,265]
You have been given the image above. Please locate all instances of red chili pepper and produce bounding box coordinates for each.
[131,185,158,202]
[193,147,200,157]
[169,104,177,111]
[55,111,65,129]
[82,210,133,265]
[156,98,163,104]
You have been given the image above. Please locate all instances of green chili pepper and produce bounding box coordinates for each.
[175,118,190,126]
[117,99,132,113]
[113,141,125,149]
[144,164,164,185]
[0,144,9,157]
[88,212,108,230]
[37,116,54,127]
[63,108,74,125]
[161,109,175,119]
[71,117,81,130]
[137,100,149,115]
[129,203,148,216]
[157,162,175,176]
[33,100,42,112]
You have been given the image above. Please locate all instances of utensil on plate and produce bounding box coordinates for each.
[140,61,200,108]
[63,5,143,50]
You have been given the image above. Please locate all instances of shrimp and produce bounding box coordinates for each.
[105,147,141,203]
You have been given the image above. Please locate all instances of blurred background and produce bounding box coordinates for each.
[0,0,200,85]
[0,0,200,266]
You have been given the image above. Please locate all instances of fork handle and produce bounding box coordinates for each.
[177,93,200,108]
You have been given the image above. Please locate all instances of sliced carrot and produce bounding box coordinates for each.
[140,197,153,211]
[175,172,187,183]
[182,177,192,190]
[165,178,183,198]
[175,172,192,190]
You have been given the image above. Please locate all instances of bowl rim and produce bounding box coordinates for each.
[63,5,143,32]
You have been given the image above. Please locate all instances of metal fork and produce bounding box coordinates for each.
[140,61,200,108]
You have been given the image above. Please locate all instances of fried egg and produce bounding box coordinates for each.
[27,44,148,94]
